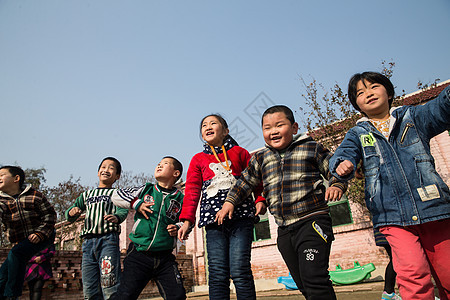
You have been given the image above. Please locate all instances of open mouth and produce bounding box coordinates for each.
[271,136,282,141]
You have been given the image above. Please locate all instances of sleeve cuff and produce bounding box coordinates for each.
[131,197,142,210]
[254,196,266,204]
[330,182,347,193]
[225,198,236,206]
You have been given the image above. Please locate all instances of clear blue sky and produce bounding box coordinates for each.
[1,0,449,187]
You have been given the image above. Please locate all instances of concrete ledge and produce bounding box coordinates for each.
[190,278,285,294]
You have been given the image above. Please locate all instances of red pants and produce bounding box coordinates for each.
[380,219,450,300]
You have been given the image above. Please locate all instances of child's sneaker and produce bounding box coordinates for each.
[381,291,402,300]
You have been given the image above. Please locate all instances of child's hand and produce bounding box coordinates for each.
[69,207,82,217]
[325,186,343,202]
[28,233,40,244]
[137,202,153,220]
[34,256,42,263]
[336,160,354,176]
[167,224,178,237]
[215,202,235,225]
[255,201,267,216]
[178,221,192,241]
[104,214,119,223]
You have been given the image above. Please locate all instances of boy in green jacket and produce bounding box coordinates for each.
[65,157,128,300]
[111,156,185,300]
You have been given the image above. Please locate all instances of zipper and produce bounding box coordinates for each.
[386,136,420,220]
[147,194,166,251]
[131,219,141,234]
[400,124,413,143]
[15,196,29,237]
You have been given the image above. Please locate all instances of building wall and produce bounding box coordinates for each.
[430,131,450,186]
[119,210,136,252]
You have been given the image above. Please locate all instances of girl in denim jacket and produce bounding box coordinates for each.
[330,72,450,300]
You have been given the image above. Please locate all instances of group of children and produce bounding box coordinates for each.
[0,71,448,300]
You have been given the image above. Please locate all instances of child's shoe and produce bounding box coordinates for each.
[381,291,402,300]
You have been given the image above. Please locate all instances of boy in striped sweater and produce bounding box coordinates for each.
[65,157,128,300]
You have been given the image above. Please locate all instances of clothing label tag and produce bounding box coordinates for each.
[360,133,375,147]
[417,184,440,201]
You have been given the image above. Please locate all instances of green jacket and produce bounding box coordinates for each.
[112,183,183,252]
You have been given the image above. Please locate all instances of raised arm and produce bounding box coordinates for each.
[329,129,363,181]
[215,154,263,225]
[178,155,204,225]
[412,86,450,140]
[111,185,146,209]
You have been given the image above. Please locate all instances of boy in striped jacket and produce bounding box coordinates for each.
[0,165,56,300]
[65,157,128,300]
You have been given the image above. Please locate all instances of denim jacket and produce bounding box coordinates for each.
[330,86,450,228]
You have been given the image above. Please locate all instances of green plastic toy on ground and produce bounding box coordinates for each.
[329,261,376,285]
[278,261,376,289]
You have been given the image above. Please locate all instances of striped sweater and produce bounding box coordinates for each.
[65,188,128,237]
[226,134,347,227]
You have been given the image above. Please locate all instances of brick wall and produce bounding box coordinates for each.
[0,249,193,299]
[430,131,450,185]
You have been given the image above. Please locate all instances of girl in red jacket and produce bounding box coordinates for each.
[178,114,266,300]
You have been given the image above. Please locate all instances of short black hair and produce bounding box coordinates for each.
[163,156,183,181]
[199,114,228,132]
[0,165,25,188]
[98,157,122,175]
[261,105,295,126]
[348,72,395,113]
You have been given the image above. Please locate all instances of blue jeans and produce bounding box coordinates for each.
[82,232,121,300]
[205,218,256,300]
[0,233,54,298]
[112,243,186,300]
